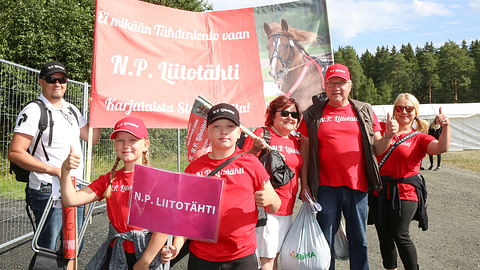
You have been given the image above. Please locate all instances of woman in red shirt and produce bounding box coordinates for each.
[372,93,450,270]
[243,96,303,270]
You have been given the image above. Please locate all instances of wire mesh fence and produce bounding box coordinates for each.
[0,58,187,250]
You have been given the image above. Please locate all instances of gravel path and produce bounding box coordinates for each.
[1,165,479,269]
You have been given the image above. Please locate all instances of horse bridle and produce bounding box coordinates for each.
[267,33,325,96]
[268,33,296,76]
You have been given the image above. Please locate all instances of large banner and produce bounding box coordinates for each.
[128,165,224,241]
[91,0,264,128]
[91,0,332,128]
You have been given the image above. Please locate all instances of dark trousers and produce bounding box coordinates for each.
[375,200,419,270]
[188,251,258,270]
[429,154,441,167]
[26,185,85,253]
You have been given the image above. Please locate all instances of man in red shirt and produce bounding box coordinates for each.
[298,64,397,270]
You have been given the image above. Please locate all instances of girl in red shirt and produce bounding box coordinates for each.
[60,116,167,270]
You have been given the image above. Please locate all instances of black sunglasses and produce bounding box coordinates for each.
[278,110,299,119]
[44,76,68,84]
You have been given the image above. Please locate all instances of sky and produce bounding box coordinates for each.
[206,0,480,55]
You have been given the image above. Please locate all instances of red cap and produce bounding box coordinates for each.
[325,64,351,81]
[110,117,148,140]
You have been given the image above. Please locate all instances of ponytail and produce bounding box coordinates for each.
[142,151,150,166]
[416,118,429,134]
[103,157,121,199]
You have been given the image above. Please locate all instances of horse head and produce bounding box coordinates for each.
[264,19,296,84]
[264,19,327,111]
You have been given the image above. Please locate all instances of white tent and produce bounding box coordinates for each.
[372,103,480,151]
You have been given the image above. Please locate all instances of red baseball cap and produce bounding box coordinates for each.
[325,64,351,81]
[110,116,148,139]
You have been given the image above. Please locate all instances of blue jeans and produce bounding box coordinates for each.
[26,185,85,254]
[316,186,369,270]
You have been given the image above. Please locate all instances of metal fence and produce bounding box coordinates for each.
[0,59,187,250]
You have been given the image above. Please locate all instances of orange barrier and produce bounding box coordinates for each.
[62,176,77,259]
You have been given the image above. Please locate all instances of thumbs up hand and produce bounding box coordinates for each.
[254,181,267,207]
[61,145,81,172]
[437,107,449,126]
[384,112,398,140]
[255,181,281,213]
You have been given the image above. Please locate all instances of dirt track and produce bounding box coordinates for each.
[1,165,479,269]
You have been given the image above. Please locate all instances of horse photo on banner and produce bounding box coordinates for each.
[254,0,333,111]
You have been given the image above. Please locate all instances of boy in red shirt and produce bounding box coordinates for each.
[161,103,281,269]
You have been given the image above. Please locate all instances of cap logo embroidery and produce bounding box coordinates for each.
[220,108,235,115]
[116,122,139,128]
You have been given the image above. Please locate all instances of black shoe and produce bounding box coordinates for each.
[428,165,433,170]
[420,167,425,170]
[434,167,440,171]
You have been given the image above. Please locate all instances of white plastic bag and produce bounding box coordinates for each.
[280,200,331,270]
[334,214,349,260]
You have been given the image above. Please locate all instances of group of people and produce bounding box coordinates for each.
[8,61,451,270]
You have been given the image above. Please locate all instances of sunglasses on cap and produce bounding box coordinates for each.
[278,110,299,119]
[44,76,68,84]
[394,106,415,113]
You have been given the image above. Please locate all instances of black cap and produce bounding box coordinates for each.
[207,103,240,127]
[39,61,68,78]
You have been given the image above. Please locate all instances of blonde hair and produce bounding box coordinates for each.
[430,115,441,130]
[417,118,429,134]
[103,148,150,199]
[393,93,429,133]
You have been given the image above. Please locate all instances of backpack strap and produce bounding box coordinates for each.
[262,127,271,145]
[47,109,53,146]
[67,105,79,125]
[29,99,50,160]
[378,131,420,169]
[207,154,243,177]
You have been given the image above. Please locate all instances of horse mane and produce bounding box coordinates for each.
[265,21,318,45]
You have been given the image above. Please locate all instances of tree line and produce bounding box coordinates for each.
[334,40,480,105]
[1,0,479,105]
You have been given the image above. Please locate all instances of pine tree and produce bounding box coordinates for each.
[437,41,474,102]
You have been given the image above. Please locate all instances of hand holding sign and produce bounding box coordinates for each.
[187,96,272,162]
[161,244,178,265]
[384,112,398,140]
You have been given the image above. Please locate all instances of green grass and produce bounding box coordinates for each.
[0,174,27,200]
[441,149,480,173]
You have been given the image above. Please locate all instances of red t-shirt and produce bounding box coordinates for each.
[298,103,380,192]
[88,169,142,253]
[185,148,270,262]
[376,131,435,201]
[242,126,303,215]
